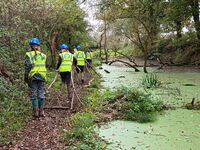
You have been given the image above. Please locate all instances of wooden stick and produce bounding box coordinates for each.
[70,92,75,110]
[85,60,101,77]
[76,66,81,72]
[48,72,59,90]
[85,63,92,76]
[71,72,83,105]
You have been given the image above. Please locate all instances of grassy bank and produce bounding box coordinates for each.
[61,112,107,150]
[0,80,31,145]
[0,48,31,145]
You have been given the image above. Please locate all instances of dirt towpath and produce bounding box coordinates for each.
[2,73,91,150]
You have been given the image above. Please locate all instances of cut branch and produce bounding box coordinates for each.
[108,59,140,72]
[115,51,139,67]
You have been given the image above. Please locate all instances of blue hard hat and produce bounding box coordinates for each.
[59,44,69,50]
[76,45,81,50]
[29,38,40,46]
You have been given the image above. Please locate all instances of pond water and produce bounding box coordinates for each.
[97,64,200,150]
[98,64,200,106]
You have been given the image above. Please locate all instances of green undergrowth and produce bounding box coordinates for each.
[46,71,61,91]
[93,51,102,67]
[61,67,107,149]
[0,78,31,145]
[0,49,31,145]
[86,87,164,123]
[118,88,163,122]
[61,112,107,150]
[142,73,161,89]
[93,58,102,67]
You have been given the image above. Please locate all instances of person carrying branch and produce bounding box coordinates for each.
[24,38,47,118]
[86,48,93,68]
[56,44,74,99]
[74,45,85,83]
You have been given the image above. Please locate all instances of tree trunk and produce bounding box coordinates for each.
[190,0,200,40]
[144,57,148,73]
[50,32,59,67]
[104,13,108,64]
[176,21,182,38]
[99,33,104,59]
[114,50,117,57]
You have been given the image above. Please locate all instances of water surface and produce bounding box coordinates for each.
[97,64,200,150]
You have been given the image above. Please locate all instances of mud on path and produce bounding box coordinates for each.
[2,72,92,150]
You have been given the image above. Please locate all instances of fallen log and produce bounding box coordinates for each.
[108,59,140,72]
[44,106,69,110]
[104,69,110,73]
[114,51,138,67]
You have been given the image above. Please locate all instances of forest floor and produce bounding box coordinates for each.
[1,72,92,150]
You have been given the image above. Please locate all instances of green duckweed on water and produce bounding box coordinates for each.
[97,64,200,106]
[97,64,200,150]
[99,109,200,150]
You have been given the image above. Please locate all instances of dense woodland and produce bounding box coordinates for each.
[96,0,200,72]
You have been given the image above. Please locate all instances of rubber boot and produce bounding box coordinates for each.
[34,107,39,117]
[39,107,45,117]
[38,98,45,117]
[31,98,39,118]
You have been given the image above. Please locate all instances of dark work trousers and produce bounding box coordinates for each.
[29,80,45,99]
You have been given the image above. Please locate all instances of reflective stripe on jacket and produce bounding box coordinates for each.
[86,52,93,60]
[26,51,47,80]
[59,51,73,72]
[75,51,85,66]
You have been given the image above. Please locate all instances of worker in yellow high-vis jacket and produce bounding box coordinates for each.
[56,44,74,99]
[24,38,47,118]
[86,48,93,68]
[74,45,85,83]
